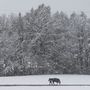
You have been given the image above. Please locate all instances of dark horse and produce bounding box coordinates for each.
[48,78,61,85]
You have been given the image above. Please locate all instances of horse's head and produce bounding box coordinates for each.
[48,78,50,81]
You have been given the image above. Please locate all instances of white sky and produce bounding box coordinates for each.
[0,0,90,17]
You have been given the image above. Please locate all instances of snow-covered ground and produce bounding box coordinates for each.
[0,74,90,90]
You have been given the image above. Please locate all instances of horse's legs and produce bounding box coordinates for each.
[52,81,54,85]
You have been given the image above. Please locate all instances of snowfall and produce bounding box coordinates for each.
[0,74,90,90]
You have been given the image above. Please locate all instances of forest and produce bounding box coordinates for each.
[0,4,90,76]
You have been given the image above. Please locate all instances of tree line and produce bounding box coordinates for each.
[0,4,90,76]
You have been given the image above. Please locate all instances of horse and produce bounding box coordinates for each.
[48,78,61,85]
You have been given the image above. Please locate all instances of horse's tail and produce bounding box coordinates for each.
[59,79,61,84]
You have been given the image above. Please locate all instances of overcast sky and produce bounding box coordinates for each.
[0,0,90,17]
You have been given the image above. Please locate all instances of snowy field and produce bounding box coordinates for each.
[0,75,90,90]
